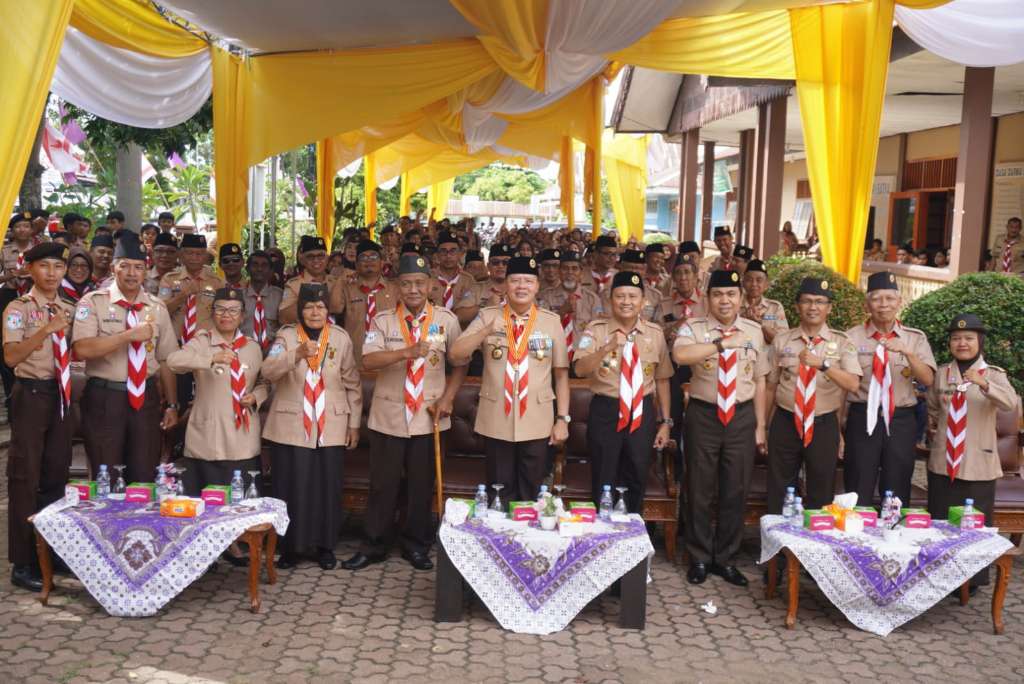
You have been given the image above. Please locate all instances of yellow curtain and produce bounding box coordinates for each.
[212,48,249,248]
[315,139,336,251]
[363,153,378,231]
[0,0,73,243]
[406,150,523,192]
[589,80,603,238]
[604,134,648,242]
[791,0,895,283]
[558,136,575,230]
[427,178,456,221]
[399,172,413,217]
[498,77,601,160]
[451,0,548,91]
[70,0,206,58]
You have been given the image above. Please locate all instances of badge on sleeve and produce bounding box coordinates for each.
[268,341,285,357]
[5,310,23,330]
[75,305,91,322]
[578,334,594,350]
[677,323,693,338]
[365,331,379,345]
[158,287,172,298]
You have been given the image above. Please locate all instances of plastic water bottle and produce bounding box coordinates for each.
[599,485,614,520]
[881,490,894,528]
[474,484,489,519]
[96,465,111,499]
[961,498,975,530]
[230,470,245,505]
[537,484,549,503]
[782,487,796,522]
[793,497,804,524]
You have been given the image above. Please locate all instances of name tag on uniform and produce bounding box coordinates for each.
[764,314,776,321]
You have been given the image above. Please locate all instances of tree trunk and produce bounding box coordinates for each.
[17,112,47,210]
[116,143,143,229]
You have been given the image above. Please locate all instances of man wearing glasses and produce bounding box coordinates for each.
[278,235,339,326]
[330,240,399,361]
[428,231,478,328]
[219,243,246,289]
[582,234,618,294]
[477,243,514,308]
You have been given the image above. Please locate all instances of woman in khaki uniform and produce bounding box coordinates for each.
[262,283,362,570]
[927,313,1018,588]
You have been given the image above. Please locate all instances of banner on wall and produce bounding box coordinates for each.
[989,162,1024,246]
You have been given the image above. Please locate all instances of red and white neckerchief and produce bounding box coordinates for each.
[560,291,579,363]
[617,328,644,433]
[15,252,29,296]
[1001,239,1017,273]
[39,300,72,419]
[592,270,613,293]
[359,281,386,332]
[398,303,433,424]
[251,290,269,350]
[502,304,537,418]
[946,362,986,481]
[644,275,662,290]
[793,335,823,447]
[223,331,250,430]
[676,293,697,320]
[296,326,330,445]
[866,326,897,436]
[60,278,81,303]
[115,299,147,410]
[715,326,739,426]
[437,272,460,309]
[182,289,197,343]
[490,286,506,306]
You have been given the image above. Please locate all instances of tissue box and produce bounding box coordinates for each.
[125,482,157,503]
[837,511,864,533]
[160,497,205,518]
[900,508,932,529]
[509,501,538,521]
[68,480,97,501]
[568,501,597,522]
[803,509,835,531]
[200,485,231,506]
[948,506,985,529]
[854,507,878,528]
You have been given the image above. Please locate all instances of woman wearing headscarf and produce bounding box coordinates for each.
[59,247,94,305]
[927,313,1017,589]
[262,283,362,570]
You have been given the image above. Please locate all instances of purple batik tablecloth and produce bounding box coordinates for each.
[439,514,654,634]
[759,515,1013,636]
[33,497,289,617]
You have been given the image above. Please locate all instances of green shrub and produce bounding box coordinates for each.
[764,253,807,279]
[764,259,866,332]
[901,272,1024,396]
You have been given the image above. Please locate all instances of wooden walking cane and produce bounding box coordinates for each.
[432,411,444,519]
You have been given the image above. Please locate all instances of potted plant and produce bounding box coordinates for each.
[539,493,558,531]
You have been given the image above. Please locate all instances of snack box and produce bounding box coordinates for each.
[200,485,232,506]
[568,501,597,522]
[160,497,205,518]
[803,509,836,531]
[68,480,97,501]
[948,506,985,530]
[126,482,157,503]
[853,507,879,528]
[509,501,538,521]
[449,497,477,519]
[900,507,932,529]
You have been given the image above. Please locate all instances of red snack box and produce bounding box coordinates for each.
[901,508,932,529]
[200,485,231,506]
[854,507,878,528]
[803,509,836,531]
[570,507,596,522]
[125,483,156,503]
[510,501,538,521]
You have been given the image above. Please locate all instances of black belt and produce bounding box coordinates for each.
[15,377,59,393]
[690,397,753,411]
[848,402,916,414]
[87,377,156,392]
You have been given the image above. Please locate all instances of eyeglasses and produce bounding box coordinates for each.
[490,258,510,266]
[213,305,243,316]
[357,253,381,262]
[221,256,243,265]
[437,248,459,256]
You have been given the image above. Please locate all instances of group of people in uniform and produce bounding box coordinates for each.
[3,211,1019,599]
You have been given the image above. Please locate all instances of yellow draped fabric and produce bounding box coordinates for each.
[558,136,575,230]
[406,150,521,193]
[363,154,378,231]
[372,135,453,190]
[70,0,206,58]
[0,0,73,243]
[589,81,603,238]
[315,139,336,251]
[498,77,600,160]
[212,49,249,248]
[399,173,413,217]
[791,0,895,283]
[451,0,548,91]
[427,179,456,221]
[896,0,950,7]
[603,133,648,242]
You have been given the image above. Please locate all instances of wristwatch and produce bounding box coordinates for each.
[658,418,674,428]
[820,358,832,372]
[713,338,725,354]
[165,403,180,411]
[556,415,572,423]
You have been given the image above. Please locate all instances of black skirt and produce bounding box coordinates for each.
[269,442,345,555]
[180,455,262,498]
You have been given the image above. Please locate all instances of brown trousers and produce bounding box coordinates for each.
[81,379,162,485]
[361,431,435,556]
[7,381,73,566]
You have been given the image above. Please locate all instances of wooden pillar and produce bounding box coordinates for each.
[701,141,715,244]
[758,97,787,259]
[680,130,699,242]
[950,67,995,275]
[751,105,769,253]
[894,133,907,193]
[736,129,755,245]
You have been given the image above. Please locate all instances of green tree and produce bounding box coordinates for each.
[454,164,549,203]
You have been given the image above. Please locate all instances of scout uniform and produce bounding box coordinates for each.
[766,279,862,512]
[476,243,514,308]
[1,214,37,414]
[241,281,284,352]
[926,314,1017,585]
[600,249,661,322]
[347,255,466,570]
[537,284,604,356]
[575,272,674,513]
[581,235,618,294]
[158,234,225,342]
[642,243,670,293]
[335,241,400,361]
[3,244,75,591]
[843,272,937,506]
[144,232,179,296]
[262,283,362,569]
[429,270,479,319]
[741,296,787,334]
[166,288,268,495]
[278,235,339,326]
[74,234,179,485]
[990,227,1024,274]
[89,233,116,291]
[656,287,706,328]
[456,257,569,501]
[1,239,33,295]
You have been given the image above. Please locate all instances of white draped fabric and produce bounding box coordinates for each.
[52,27,211,129]
[895,0,1024,68]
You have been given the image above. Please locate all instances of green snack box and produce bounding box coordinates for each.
[68,479,98,500]
[803,509,835,530]
[509,500,538,521]
[126,482,158,503]
[899,507,932,528]
[568,501,596,510]
[948,505,985,529]
[201,485,232,506]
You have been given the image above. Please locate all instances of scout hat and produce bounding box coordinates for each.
[219,243,243,260]
[212,287,244,305]
[298,235,326,253]
[866,271,899,292]
[464,249,484,263]
[436,231,458,247]
[490,243,515,259]
[745,259,767,275]
[506,255,538,276]
[611,271,644,291]
[297,282,329,308]
[620,249,645,264]
[401,242,421,255]
[154,233,178,248]
[707,269,741,290]
[8,211,32,229]
[947,313,986,334]
[158,211,176,221]
[356,239,382,256]
[713,226,732,239]
[180,233,207,249]
[538,248,561,263]
[594,235,617,250]
[24,242,69,264]
[113,231,147,261]
[797,276,833,300]
[733,245,754,261]
[679,240,700,255]
[559,250,580,263]
[91,233,114,249]
[398,253,432,276]
[645,243,665,255]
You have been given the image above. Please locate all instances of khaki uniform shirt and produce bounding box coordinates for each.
[166,329,268,461]
[741,297,789,337]
[927,358,1018,481]
[364,306,464,438]
[145,267,175,296]
[72,282,178,381]
[990,233,1024,274]
[1,242,32,291]
[708,254,735,273]
[241,283,284,341]
[846,321,937,407]
[768,326,862,414]
[600,285,663,323]
[158,267,225,340]
[574,318,674,398]
[655,289,706,324]
[2,289,75,379]
[580,268,617,295]
[537,286,605,329]
[429,270,479,316]
[477,281,507,309]
[457,305,568,442]
[337,277,400,360]
[261,324,363,447]
[278,272,340,326]
[673,316,770,404]
[642,272,670,293]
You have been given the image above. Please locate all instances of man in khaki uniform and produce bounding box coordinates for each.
[4,243,75,592]
[241,250,283,352]
[990,216,1024,275]
[428,231,478,328]
[90,233,115,289]
[464,249,488,285]
[219,242,246,289]
[537,251,604,364]
[537,247,563,300]
[330,240,399,362]
[643,243,670,292]
[581,234,617,294]
[657,260,706,334]
[450,256,570,502]
[145,233,179,295]
[730,245,754,277]
[158,233,224,342]
[707,226,735,272]
[476,243,514,308]
[673,270,770,587]
[740,259,788,343]
[574,272,673,514]
[2,213,37,295]
[766,278,861,513]
[278,235,339,325]
[602,249,661,322]
[342,254,469,573]
[73,232,180,484]
[843,271,936,506]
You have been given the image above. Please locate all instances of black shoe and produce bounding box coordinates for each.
[11,565,43,593]
[687,562,708,584]
[317,549,337,570]
[710,563,749,587]
[340,552,386,571]
[401,550,433,571]
[220,551,249,568]
[275,553,298,570]
[949,585,979,600]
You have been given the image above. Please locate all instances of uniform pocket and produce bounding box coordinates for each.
[274,400,301,414]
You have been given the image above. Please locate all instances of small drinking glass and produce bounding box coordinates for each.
[174,466,187,496]
[614,486,628,515]
[245,470,260,499]
[112,465,127,496]
[490,483,505,516]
